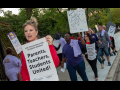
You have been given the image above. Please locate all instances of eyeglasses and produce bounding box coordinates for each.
[64,36,70,38]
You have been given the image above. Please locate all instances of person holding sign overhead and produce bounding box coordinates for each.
[21,17,60,81]
[61,33,88,81]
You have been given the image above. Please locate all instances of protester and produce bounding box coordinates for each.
[103,26,118,55]
[83,33,98,81]
[97,25,113,66]
[68,32,75,40]
[61,33,88,81]
[3,47,22,81]
[21,17,60,81]
[54,33,66,63]
[87,28,104,69]
[102,25,114,56]
[110,36,117,55]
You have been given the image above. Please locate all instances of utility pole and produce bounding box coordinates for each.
[108,8,112,22]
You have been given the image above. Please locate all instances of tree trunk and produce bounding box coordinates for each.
[86,8,88,24]
[25,8,33,19]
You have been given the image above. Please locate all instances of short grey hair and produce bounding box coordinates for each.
[102,25,106,27]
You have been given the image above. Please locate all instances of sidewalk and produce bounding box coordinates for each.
[57,32,120,81]
[77,32,120,81]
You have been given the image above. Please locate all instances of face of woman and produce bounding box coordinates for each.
[84,35,89,41]
[24,25,38,42]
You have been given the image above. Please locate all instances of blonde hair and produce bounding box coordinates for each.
[23,17,38,31]
[88,28,94,34]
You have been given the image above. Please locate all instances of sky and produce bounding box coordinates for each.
[0,8,20,16]
[0,8,82,17]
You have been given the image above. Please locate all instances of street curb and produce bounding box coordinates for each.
[105,49,120,81]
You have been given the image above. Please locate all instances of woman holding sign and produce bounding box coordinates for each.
[83,33,98,81]
[20,17,60,81]
[87,28,104,69]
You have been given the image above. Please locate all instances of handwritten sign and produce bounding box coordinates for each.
[21,37,59,81]
[108,25,116,37]
[67,9,88,33]
[53,40,62,54]
[86,43,96,60]
[106,22,116,37]
[7,31,22,54]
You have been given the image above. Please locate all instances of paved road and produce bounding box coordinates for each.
[56,54,88,81]
[57,32,120,81]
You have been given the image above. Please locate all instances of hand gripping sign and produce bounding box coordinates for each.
[22,37,59,81]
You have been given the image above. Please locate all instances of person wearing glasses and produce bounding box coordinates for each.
[61,33,88,81]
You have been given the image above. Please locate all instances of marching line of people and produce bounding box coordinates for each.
[2,16,117,81]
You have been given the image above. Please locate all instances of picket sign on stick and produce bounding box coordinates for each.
[21,37,59,81]
[7,31,22,54]
[67,9,88,33]
[106,22,116,37]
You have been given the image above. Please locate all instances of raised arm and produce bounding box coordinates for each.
[78,33,86,46]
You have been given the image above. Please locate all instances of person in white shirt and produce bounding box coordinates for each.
[3,47,22,81]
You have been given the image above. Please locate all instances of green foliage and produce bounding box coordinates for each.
[0,8,120,43]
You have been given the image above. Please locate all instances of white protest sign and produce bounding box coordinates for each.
[7,31,22,54]
[86,43,96,60]
[53,40,62,54]
[108,25,116,37]
[61,63,66,73]
[22,37,59,81]
[67,9,88,33]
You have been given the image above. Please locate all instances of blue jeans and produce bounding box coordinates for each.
[96,48,103,64]
[99,47,109,56]
[66,60,88,81]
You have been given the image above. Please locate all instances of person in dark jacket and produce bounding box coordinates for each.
[83,33,98,81]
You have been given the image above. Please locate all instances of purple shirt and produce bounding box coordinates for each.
[62,41,84,66]
[70,39,82,57]
[59,37,67,49]
[3,55,21,81]
[101,29,105,36]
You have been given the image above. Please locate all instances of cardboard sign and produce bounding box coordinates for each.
[21,37,59,81]
[67,9,88,33]
[106,22,116,37]
[7,31,22,54]
[86,43,96,60]
[53,40,62,54]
